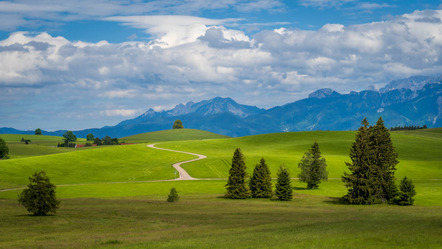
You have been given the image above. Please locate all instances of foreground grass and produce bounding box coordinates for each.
[0,194,440,249]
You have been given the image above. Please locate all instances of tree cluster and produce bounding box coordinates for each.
[34,128,42,135]
[390,125,427,131]
[225,148,293,201]
[342,117,416,205]
[58,131,77,147]
[93,136,120,146]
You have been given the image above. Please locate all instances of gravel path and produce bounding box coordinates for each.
[147,144,207,180]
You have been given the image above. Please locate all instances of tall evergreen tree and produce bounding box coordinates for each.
[225,148,250,199]
[298,141,328,189]
[394,176,416,205]
[0,138,9,159]
[249,158,272,198]
[342,118,379,204]
[370,117,399,202]
[275,164,293,201]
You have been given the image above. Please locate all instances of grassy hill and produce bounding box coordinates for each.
[120,128,229,142]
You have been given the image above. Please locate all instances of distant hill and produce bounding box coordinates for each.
[1,75,441,137]
[121,129,230,142]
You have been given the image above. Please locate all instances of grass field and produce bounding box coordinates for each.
[120,128,230,143]
[0,128,441,248]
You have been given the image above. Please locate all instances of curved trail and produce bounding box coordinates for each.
[147,143,206,180]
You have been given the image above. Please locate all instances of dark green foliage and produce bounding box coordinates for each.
[394,176,416,205]
[18,171,60,216]
[342,118,379,204]
[173,120,184,129]
[225,148,250,199]
[275,165,293,201]
[63,131,77,143]
[34,128,42,135]
[0,138,9,159]
[21,138,31,144]
[342,117,399,204]
[167,187,179,202]
[370,117,399,202]
[86,133,94,141]
[298,141,328,189]
[57,141,76,147]
[249,158,272,198]
[94,137,102,145]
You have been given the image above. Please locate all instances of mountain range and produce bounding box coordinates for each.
[2,75,441,138]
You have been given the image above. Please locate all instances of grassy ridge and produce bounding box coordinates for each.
[158,129,442,180]
[121,129,229,143]
[0,144,195,189]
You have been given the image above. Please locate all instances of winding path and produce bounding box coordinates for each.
[147,144,206,180]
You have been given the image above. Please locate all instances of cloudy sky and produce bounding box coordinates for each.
[1,0,441,131]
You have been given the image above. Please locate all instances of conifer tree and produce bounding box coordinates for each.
[298,141,328,189]
[394,176,416,205]
[370,117,399,202]
[0,138,9,159]
[249,158,272,198]
[342,118,379,204]
[225,148,250,199]
[18,171,60,216]
[167,187,179,202]
[275,165,293,201]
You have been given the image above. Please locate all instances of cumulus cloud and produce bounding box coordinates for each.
[1,9,442,129]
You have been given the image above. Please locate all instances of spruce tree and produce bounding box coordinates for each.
[225,148,250,199]
[342,118,379,204]
[249,158,272,198]
[167,187,179,202]
[394,176,416,205]
[275,165,293,201]
[298,141,328,189]
[370,117,399,202]
[18,171,60,216]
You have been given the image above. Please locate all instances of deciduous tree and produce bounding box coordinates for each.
[167,187,179,202]
[86,133,94,141]
[35,128,42,135]
[18,171,60,216]
[173,120,184,129]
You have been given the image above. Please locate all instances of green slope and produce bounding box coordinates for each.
[120,128,229,142]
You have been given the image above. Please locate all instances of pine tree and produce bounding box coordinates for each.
[370,117,399,202]
[0,138,9,159]
[249,158,272,198]
[298,141,328,189]
[167,187,179,202]
[275,165,293,201]
[394,176,416,205]
[18,171,60,216]
[342,118,379,204]
[225,148,250,199]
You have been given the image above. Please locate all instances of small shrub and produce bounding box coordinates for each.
[394,176,416,206]
[167,187,179,202]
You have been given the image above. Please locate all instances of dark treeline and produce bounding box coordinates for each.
[390,125,427,131]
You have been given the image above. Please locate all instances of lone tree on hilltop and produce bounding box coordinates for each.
[225,148,250,199]
[342,117,399,204]
[35,128,42,135]
[0,138,9,159]
[18,171,60,216]
[298,141,328,189]
[249,158,273,198]
[86,133,94,141]
[275,164,293,201]
[167,187,179,202]
[173,120,184,129]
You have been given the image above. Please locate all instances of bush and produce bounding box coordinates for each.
[18,171,60,216]
[167,188,179,202]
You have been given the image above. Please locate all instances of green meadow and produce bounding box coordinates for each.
[0,128,441,248]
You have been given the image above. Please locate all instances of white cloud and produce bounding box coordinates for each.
[100,109,137,117]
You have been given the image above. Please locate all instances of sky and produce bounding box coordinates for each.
[0,0,441,131]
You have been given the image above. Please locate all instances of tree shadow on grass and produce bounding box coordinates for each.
[293,186,309,190]
[323,197,347,205]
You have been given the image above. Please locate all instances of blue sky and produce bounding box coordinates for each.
[0,0,441,131]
